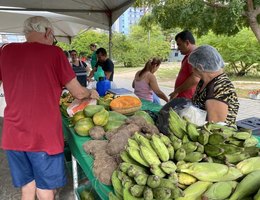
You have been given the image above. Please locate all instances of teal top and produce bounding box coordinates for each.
[90,51,97,69]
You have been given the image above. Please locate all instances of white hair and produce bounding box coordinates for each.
[23,16,53,35]
[188,45,225,72]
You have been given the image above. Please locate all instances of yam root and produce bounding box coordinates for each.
[93,153,118,185]
[106,123,140,156]
[83,140,108,157]
[126,116,159,134]
[89,126,105,140]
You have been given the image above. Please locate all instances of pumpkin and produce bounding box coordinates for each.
[74,118,94,136]
[84,105,104,117]
[110,96,142,115]
[93,109,109,126]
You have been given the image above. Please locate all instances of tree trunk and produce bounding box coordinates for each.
[247,13,260,43]
[246,0,260,42]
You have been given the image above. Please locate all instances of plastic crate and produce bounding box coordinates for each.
[236,117,260,136]
[75,182,101,200]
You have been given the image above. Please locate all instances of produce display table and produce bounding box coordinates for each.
[62,99,260,200]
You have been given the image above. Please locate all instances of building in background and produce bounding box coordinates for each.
[0,34,25,46]
[113,7,145,35]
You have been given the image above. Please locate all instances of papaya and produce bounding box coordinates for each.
[74,118,94,136]
[134,110,154,125]
[93,109,109,126]
[108,111,127,121]
[72,111,85,125]
[84,105,104,117]
[104,120,125,131]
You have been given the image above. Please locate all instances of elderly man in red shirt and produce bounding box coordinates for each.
[169,30,200,100]
[0,16,99,200]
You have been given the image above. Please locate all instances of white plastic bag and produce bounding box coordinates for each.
[0,84,6,117]
[67,98,97,117]
[178,105,207,126]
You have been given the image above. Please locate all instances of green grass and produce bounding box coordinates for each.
[115,62,260,98]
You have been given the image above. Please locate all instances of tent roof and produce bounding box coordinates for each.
[0,0,134,37]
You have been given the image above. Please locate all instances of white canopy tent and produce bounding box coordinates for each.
[0,0,135,56]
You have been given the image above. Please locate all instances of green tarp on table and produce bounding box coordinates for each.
[62,117,112,200]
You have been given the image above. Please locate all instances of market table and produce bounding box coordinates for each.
[62,99,260,200]
[62,99,161,200]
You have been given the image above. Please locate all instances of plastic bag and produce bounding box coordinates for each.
[156,98,191,135]
[178,105,207,126]
[67,98,97,117]
[94,66,105,81]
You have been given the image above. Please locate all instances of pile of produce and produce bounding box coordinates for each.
[60,91,74,117]
[83,111,159,185]
[72,105,128,138]
[109,108,260,200]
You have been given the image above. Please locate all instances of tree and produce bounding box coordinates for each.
[135,0,260,43]
[112,24,171,67]
[197,28,260,76]
[71,30,108,57]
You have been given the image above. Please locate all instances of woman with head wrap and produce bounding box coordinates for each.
[188,45,239,127]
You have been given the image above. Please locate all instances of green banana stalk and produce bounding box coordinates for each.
[244,136,259,147]
[198,130,210,145]
[167,144,175,160]
[120,150,141,166]
[175,148,186,161]
[119,162,147,174]
[143,187,153,200]
[150,164,166,178]
[153,187,172,200]
[128,138,140,149]
[127,147,149,167]
[139,145,161,166]
[204,144,224,157]
[184,152,205,162]
[233,131,251,140]
[225,152,251,164]
[150,135,169,162]
[208,133,227,145]
[111,170,123,198]
[134,172,148,186]
[160,161,177,174]
[182,142,198,153]
[147,175,161,188]
[186,122,200,142]
[159,133,172,146]
[130,184,145,198]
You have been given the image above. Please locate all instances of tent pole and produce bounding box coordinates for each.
[108,19,112,59]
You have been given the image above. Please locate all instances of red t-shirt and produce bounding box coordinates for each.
[174,54,196,99]
[0,42,75,155]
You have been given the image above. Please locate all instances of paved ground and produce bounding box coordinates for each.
[0,77,260,200]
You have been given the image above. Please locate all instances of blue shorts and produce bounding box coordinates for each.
[6,150,67,189]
